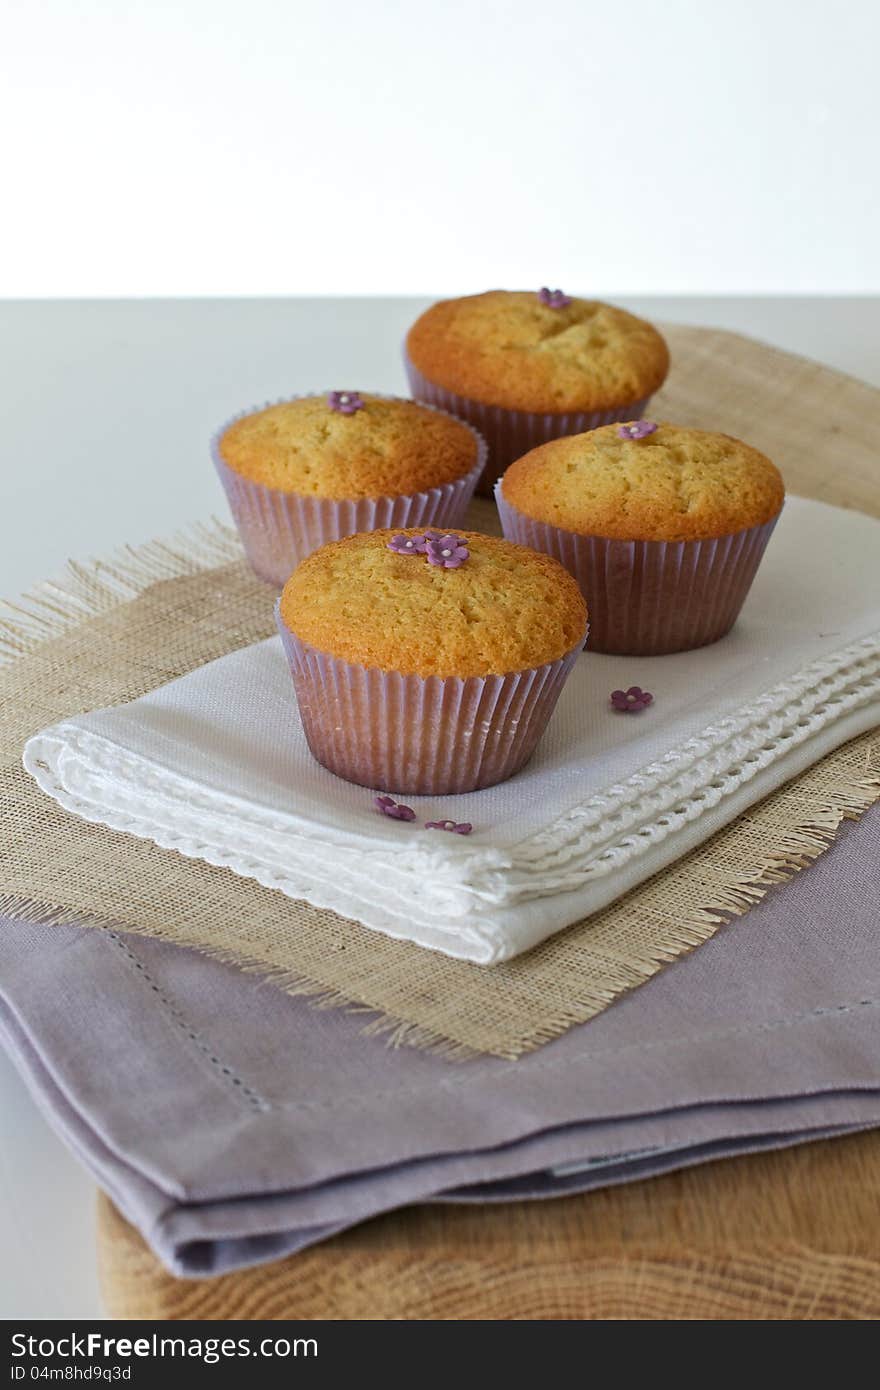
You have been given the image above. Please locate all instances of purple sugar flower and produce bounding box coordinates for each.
[327,390,364,415]
[387,533,427,556]
[374,794,416,821]
[617,420,657,441]
[426,534,469,569]
[425,820,473,835]
[537,287,572,309]
[611,686,654,713]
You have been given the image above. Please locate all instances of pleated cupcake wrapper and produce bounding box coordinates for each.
[276,608,584,796]
[496,488,782,656]
[403,352,651,495]
[212,394,487,589]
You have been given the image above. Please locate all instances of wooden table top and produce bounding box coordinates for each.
[97,1128,880,1320]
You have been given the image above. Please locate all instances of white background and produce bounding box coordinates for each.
[2,0,879,297]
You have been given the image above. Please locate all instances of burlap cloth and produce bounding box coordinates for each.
[2,327,879,1059]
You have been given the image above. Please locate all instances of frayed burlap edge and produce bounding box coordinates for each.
[0,520,242,659]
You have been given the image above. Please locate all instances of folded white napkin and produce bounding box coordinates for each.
[24,498,880,964]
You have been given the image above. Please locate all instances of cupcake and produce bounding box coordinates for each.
[213,392,485,586]
[276,528,587,794]
[497,421,784,656]
[404,290,669,493]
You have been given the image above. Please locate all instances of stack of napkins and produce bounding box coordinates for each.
[1,796,879,1274]
[23,498,880,963]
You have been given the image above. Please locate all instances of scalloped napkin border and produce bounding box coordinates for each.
[19,628,880,965]
[0,515,877,1056]
[16,493,880,966]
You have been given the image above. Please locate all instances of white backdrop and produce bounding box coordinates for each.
[2,0,878,297]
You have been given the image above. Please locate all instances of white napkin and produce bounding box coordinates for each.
[24,498,880,964]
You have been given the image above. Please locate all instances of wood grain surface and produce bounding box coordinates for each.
[96,326,880,1320]
[97,1129,880,1320]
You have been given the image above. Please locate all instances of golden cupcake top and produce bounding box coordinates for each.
[218,393,480,499]
[405,290,669,413]
[500,421,785,542]
[279,528,587,678]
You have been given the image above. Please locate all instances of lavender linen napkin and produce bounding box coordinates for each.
[1,805,879,1277]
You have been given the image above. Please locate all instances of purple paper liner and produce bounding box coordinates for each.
[212,394,487,589]
[275,605,585,795]
[404,351,652,496]
[496,487,782,656]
